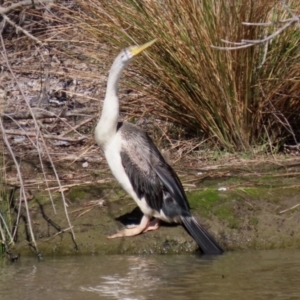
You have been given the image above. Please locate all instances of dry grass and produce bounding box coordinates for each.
[74,0,300,152]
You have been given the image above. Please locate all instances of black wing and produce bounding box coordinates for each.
[120,123,190,217]
[154,163,190,212]
[120,149,163,212]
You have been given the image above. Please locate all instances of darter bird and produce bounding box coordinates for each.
[95,39,223,254]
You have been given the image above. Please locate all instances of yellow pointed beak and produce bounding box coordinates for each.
[130,39,157,56]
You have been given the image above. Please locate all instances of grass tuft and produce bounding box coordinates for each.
[75,0,300,151]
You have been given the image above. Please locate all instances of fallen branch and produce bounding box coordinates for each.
[4,129,87,142]
[2,107,96,120]
[0,0,53,15]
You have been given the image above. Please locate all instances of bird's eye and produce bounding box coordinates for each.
[119,52,127,61]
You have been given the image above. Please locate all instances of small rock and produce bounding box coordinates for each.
[218,187,227,191]
[82,161,89,168]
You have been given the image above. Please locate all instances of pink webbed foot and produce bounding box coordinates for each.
[107,216,160,239]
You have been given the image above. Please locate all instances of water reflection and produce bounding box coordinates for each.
[1,250,300,300]
[80,256,161,299]
[80,255,223,300]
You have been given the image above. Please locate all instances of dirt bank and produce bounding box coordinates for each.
[8,159,300,257]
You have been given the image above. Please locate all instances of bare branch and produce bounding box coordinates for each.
[212,14,300,51]
[242,16,299,26]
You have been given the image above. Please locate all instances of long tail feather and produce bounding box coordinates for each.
[181,216,223,254]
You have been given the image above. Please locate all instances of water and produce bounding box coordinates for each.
[1,250,300,300]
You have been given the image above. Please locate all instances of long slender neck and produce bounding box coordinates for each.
[95,58,127,147]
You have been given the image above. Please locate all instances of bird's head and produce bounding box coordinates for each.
[116,39,157,66]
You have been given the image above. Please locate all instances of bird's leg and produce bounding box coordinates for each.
[107,215,151,239]
[143,218,160,232]
[125,218,160,231]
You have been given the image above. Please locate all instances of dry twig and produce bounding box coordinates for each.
[279,203,300,214]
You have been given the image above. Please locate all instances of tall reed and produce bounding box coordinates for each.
[0,156,12,256]
[76,0,300,151]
